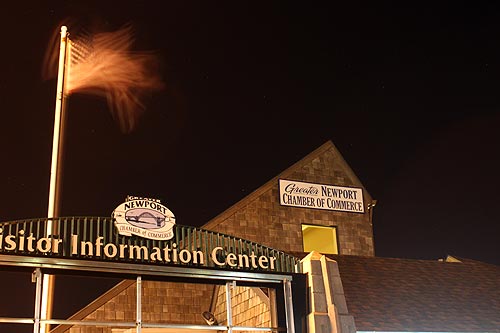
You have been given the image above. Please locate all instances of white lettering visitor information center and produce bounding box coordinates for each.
[0,231,279,270]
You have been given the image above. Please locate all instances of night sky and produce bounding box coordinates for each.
[0,2,499,325]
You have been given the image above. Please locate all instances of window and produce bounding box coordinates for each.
[301,224,339,254]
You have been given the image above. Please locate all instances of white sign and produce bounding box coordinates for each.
[113,197,176,240]
[279,179,364,213]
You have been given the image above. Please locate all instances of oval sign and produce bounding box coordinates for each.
[113,199,175,240]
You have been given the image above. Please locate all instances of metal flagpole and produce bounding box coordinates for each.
[40,25,70,333]
[47,26,69,221]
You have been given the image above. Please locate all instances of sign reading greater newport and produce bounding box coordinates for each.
[113,196,176,240]
[279,179,364,213]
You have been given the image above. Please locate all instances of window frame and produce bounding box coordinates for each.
[301,224,340,254]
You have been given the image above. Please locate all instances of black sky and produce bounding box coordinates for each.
[0,0,499,272]
[0,2,500,331]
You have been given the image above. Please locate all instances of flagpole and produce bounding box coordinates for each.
[41,25,69,333]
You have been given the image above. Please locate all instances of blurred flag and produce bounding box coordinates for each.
[43,23,164,133]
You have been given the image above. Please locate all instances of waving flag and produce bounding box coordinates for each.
[43,23,164,133]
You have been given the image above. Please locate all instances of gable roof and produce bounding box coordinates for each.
[203,140,373,230]
[325,254,500,332]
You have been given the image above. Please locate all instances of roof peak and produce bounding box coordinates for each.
[203,140,373,230]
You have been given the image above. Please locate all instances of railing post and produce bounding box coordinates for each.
[225,281,235,333]
[283,278,295,333]
[136,276,142,333]
[33,268,43,333]
[269,288,278,329]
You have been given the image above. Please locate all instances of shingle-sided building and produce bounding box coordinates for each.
[1,140,498,333]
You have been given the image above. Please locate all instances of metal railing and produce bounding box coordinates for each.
[0,270,294,333]
[0,217,301,274]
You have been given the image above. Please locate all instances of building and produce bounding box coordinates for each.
[0,140,498,333]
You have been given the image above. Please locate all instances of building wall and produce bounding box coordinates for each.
[203,141,375,256]
[66,281,214,333]
[213,285,272,329]
[63,282,274,333]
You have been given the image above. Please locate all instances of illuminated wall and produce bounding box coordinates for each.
[62,281,213,333]
[213,286,273,329]
[203,141,375,256]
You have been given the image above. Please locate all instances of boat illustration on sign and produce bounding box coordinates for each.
[112,198,175,240]
[125,209,166,228]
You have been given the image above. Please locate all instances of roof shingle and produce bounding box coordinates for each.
[329,255,500,332]
[292,252,500,332]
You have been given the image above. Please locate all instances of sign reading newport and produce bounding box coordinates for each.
[279,179,364,213]
[113,196,176,240]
